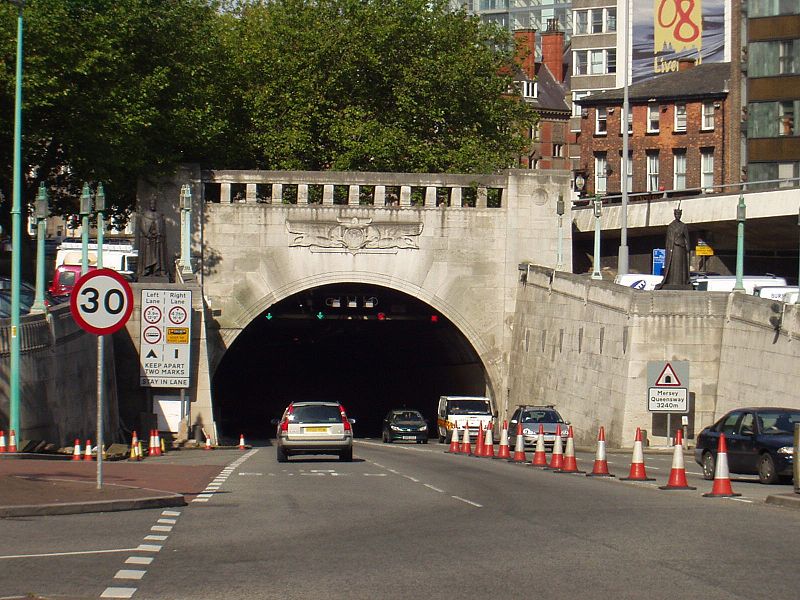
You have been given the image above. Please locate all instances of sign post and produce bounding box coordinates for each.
[647,360,690,445]
[70,269,134,489]
[652,249,665,276]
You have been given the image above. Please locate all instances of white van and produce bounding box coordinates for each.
[436,396,494,444]
[614,274,663,291]
[753,286,799,300]
[782,291,798,304]
[691,275,787,294]
[55,237,138,278]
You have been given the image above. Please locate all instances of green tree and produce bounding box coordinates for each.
[229,0,534,173]
[0,0,233,225]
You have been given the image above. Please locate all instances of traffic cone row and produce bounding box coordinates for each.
[460,425,471,454]
[448,423,460,453]
[239,434,247,450]
[0,429,17,453]
[443,421,738,498]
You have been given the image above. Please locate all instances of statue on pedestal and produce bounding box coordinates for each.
[136,197,168,280]
[655,207,692,290]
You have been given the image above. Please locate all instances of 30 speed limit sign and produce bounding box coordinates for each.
[70,268,134,335]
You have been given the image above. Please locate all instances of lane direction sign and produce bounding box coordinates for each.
[139,289,192,388]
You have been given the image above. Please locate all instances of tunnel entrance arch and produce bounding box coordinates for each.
[211,282,493,440]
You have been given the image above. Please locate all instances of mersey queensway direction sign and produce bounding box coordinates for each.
[646,360,690,413]
[139,289,192,388]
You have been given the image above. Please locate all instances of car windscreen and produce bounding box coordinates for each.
[290,405,342,424]
[447,400,491,414]
[521,410,562,423]
[758,410,800,434]
[392,411,424,421]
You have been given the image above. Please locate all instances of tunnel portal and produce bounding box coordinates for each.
[212,284,487,440]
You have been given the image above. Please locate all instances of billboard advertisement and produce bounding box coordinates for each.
[632,0,728,83]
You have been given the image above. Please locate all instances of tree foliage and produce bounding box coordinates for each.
[0,0,534,222]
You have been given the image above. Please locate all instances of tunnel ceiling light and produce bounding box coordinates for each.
[364,297,377,308]
[326,297,341,308]
[347,296,358,308]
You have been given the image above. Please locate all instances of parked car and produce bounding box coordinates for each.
[272,401,355,462]
[694,407,800,484]
[382,409,429,444]
[508,405,570,449]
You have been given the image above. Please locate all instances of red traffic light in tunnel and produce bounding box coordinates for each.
[430,315,439,323]
[377,312,386,321]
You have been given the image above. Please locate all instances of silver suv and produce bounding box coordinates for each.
[273,401,355,462]
[508,405,569,449]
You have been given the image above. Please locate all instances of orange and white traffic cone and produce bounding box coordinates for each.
[531,424,548,467]
[0,430,6,453]
[239,434,247,450]
[555,426,583,473]
[460,424,471,454]
[659,430,696,490]
[703,433,741,498]
[205,434,213,450]
[83,439,93,461]
[495,421,511,459]
[8,429,17,453]
[621,427,655,481]
[586,426,614,477]
[546,425,564,470]
[137,440,144,460]
[154,430,162,456]
[448,424,461,453]
[149,430,159,457]
[471,423,485,457]
[483,423,495,458]
[129,431,139,460]
[72,438,82,460]
[510,422,526,463]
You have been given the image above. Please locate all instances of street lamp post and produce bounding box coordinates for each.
[80,183,92,275]
[618,0,630,276]
[796,206,800,304]
[733,194,746,292]
[31,183,48,313]
[8,0,24,439]
[556,194,564,271]
[592,195,603,280]
[94,183,105,489]
[179,184,194,278]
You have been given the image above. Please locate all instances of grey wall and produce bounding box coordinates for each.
[509,265,800,448]
[0,304,120,448]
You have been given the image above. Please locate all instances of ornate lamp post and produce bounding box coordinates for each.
[179,184,194,278]
[591,195,603,280]
[733,195,746,292]
[31,183,48,312]
[80,183,92,275]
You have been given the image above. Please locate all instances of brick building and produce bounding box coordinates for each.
[575,61,737,197]
[513,21,575,171]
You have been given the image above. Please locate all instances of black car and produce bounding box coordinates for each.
[382,410,429,444]
[694,407,799,484]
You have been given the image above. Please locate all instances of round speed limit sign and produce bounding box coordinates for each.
[70,268,134,335]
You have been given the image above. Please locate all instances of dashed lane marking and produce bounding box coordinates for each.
[100,587,136,599]
[136,544,162,553]
[114,570,146,580]
[144,535,167,542]
[124,557,153,566]
[424,484,444,493]
[0,548,139,560]
[452,496,483,507]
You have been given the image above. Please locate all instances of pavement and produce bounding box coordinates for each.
[0,451,223,518]
[2,443,799,516]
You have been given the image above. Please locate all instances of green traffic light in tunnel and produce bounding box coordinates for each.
[265,312,273,320]
[316,311,325,320]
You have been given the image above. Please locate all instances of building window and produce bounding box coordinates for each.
[574,51,588,75]
[648,104,660,132]
[590,50,604,74]
[596,107,608,135]
[590,9,603,34]
[553,143,564,158]
[674,104,687,132]
[595,153,608,193]
[702,102,715,130]
[619,108,632,134]
[779,101,795,136]
[750,0,800,17]
[749,39,800,77]
[701,149,714,189]
[573,91,591,117]
[673,150,687,190]
[749,101,800,137]
[647,151,660,192]
[619,151,633,192]
[520,80,537,99]
[575,50,616,76]
[574,10,588,34]
[607,8,617,32]
[607,49,616,74]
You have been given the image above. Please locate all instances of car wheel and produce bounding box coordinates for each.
[340,447,353,462]
[701,451,715,480]
[385,435,392,444]
[276,445,288,463]
[758,453,779,484]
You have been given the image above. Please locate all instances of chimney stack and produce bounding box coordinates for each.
[513,29,536,80]
[541,19,565,83]
[678,57,696,71]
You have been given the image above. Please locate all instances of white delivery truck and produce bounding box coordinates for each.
[437,395,494,444]
[54,237,138,277]
[753,285,799,300]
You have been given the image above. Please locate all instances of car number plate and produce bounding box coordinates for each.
[305,426,328,433]
[402,436,416,440]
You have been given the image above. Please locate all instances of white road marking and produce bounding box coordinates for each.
[310,469,336,473]
[452,496,483,507]
[151,525,172,532]
[157,518,176,525]
[729,497,754,504]
[403,475,420,483]
[136,545,162,552]
[161,510,181,517]
[144,535,167,541]
[114,569,146,580]
[424,484,444,493]
[238,472,263,476]
[197,493,214,498]
[356,440,433,453]
[0,548,139,560]
[100,587,136,599]
[387,469,399,474]
[363,473,387,477]
[192,498,209,503]
[125,557,153,565]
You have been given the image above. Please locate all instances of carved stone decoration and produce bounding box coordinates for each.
[287,216,423,253]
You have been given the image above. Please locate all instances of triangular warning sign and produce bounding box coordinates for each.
[655,363,681,386]
[146,349,158,359]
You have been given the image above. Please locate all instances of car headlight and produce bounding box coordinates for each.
[390,425,402,431]
[778,446,794,455]
[419,424,427,431]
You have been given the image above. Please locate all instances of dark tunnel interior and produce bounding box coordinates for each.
[212,284,487,440]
